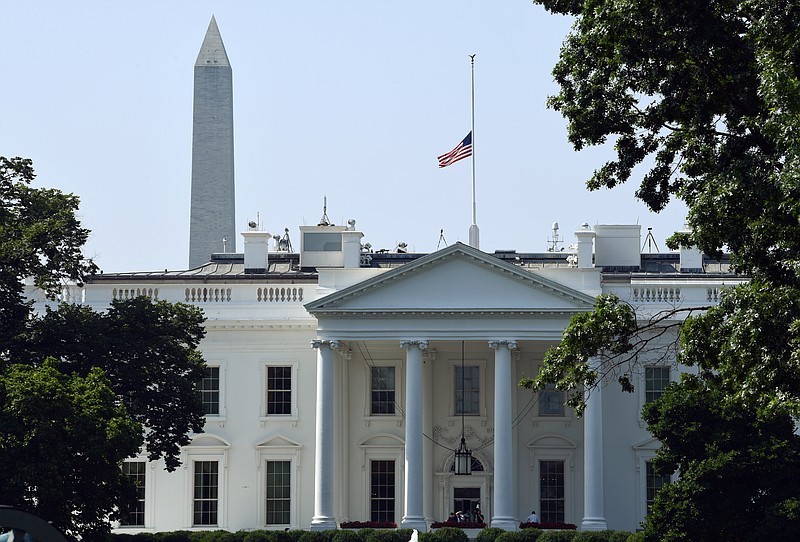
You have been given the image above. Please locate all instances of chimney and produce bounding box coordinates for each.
[241,222,271,273]
[574,223,596,269]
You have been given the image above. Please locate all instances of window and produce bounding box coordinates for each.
[646,461,670,512]
[538,383,565,416]
[267,366,292,415]
[539,460,565,523]
[645,367,670,403]
[371,366,396,415]
[121,461,146,526]
[303,232,342,251]
[265,460,291,525]
[193,460,219,526]
[370,460,396,523]
[455,366,480,415]
[200,366,220,416]
[453,487,481,519]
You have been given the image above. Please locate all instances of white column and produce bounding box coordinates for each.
[310,339,338,530]
[400,340,428,531]
[581,358,607,531]
[489,340,518,531]
[423,349,435,525]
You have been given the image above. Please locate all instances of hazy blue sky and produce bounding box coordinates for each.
[2,1,687,272]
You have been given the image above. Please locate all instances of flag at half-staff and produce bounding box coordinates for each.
[437,132,473,168]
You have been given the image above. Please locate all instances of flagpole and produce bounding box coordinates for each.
[468,54,480,250]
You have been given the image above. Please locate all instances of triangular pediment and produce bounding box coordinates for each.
[306,243,595,317]
[254,434,303,449]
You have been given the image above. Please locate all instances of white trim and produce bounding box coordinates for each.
[183,435,230,530]
[363,359,403,422]
[259,360,300,425]
[528,435,577,525]
[359,434,404,524]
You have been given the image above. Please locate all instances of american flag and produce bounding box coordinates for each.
[438,132,473,168]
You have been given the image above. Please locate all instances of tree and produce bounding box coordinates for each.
[0,156,208,536]
[11,297,207,470]
[0,157,96,346]
[535,0,800,283]
[0,361,143,539]
[527,1,800,538]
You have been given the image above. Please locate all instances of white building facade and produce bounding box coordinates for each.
[27,222,743,534]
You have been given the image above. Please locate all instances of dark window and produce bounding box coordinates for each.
[193,461,219,526]
[645,367,670,403]
[265,460,291,525]
[370,460,395,523]
[267,366,292,415]
[646,461,670,512]
[200,367,220,416]
[538,383,565,416]
[539,460,565,523]
[120,461,146,526]
[371,366,396,415]
[303,232,342,252]
[455,366,479,415]
[453,487,481,520]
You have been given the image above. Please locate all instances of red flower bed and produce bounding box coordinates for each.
[519,522,577,530]
[340,521,398,529]
[430,520,487,529]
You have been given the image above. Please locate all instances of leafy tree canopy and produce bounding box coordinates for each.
[536,0,800,283]
[0,157,208,536]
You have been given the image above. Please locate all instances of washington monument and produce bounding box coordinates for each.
[189,16,235,268]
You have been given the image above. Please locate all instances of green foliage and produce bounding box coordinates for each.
[395,529,415,542]
[190,531,247,542]
[497,531,540,542]
[0,156,96,345]
[154,533,193,542]
[332,530,363,542]
[0,363,142,538]
[298,531,335,542]
[243,531,278,542]
[362,530,399,542]
[535,0,800,285]
[0,157,208,536]
[573,532,630,542]
[475,528,506,542]
[623,533,644,542]
[536,531,576,542]
[519,294,639,415]
[430,527,468,542]
[417,532,435,542]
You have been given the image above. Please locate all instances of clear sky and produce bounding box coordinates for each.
[2,1,687,273]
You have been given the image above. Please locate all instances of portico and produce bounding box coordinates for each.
[305,243,605,531]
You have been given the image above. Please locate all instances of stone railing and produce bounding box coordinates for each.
[77,283,311,307]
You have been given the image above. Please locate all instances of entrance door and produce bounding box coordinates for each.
[453,487,480,521]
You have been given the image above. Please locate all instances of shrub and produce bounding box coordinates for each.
[517,529,543,542]
[418,532,435,542]
[624,533,645,542]
[364,529,400,542]
[537,532,577,542]
[430,527,468,542]
[243,532,277,542]
[155,532,193,542]
[572,531,632,542]
[333,530,363,542]
[475,528,506,542]
[395,528,415,542]
[298,531,332,542]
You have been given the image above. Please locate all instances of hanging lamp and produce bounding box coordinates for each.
[454,341,473,475]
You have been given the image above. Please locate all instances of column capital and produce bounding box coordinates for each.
[311,339,340,350]
[400,340,429,350]
[488,340,517,350]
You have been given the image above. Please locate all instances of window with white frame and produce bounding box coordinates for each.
[120,460,146,526]
[645,460,670,512]
[265,460,291,525]
[266,366,292,415]
[371,366,396,415]
[538,383,565,416]
[645,366,670,403]
[455,365,480,416]
[200,366,220,416]
[539,460,565,523]
[370,459,396,523]
[193,460,219,526]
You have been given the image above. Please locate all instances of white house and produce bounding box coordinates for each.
[27,220,743,534]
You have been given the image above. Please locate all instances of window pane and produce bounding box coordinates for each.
[455,366,479,415]
[645,367,670,403]
[370,460,395,523]
[120,461,146,526]
[538,384,565,416]
[193,461,219,526]
[266,460,291,525]
[200,367,220,416]
[304,232,342,251]
[539,460,565,523]
[371,366,396,415]
[267,366,292,415]
[646,461,670,512]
